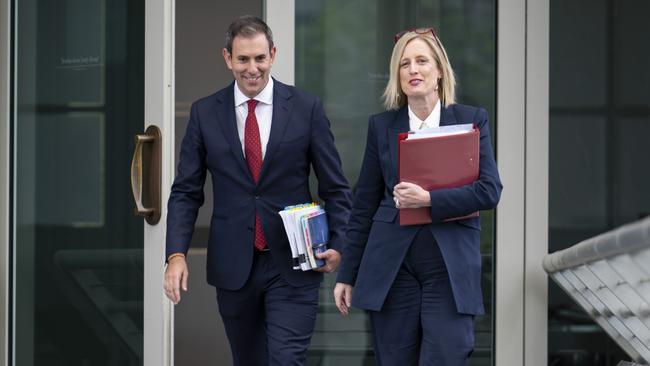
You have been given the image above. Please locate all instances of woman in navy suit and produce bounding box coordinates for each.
[334,28,502,365]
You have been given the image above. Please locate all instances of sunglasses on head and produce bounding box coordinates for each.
[394,27,440,43]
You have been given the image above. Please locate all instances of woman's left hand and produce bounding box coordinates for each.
[393,182,431,208]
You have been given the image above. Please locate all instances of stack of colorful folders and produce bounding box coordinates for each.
[278,203,329,271]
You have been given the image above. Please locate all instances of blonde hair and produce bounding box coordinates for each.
[382,31,456,110]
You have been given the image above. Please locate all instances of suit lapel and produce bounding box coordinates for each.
[439,104,458,126]
[387,107,410,186]
[215,83,253,183]
[259,80,292,183]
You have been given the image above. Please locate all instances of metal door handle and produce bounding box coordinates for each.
[130,125,161,224]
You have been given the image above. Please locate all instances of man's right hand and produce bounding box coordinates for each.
[164,256,189,304]
[333,282,353,316]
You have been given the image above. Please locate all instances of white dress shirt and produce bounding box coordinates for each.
[234,77,274,159]
[408,99,441,131]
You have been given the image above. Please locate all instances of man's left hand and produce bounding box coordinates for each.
[314,249,341,273]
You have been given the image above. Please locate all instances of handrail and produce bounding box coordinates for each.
[544,217,650,365]
[544,217,650,273]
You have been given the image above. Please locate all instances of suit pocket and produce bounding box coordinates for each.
[276,134,309,157]
[455,216,481,231]
[372,206,398,223]
[278,128,310,148]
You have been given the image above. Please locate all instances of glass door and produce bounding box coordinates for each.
[292,1,497,365]
[11,0,173,364]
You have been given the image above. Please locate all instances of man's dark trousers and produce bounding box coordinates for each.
[216,251,320,365]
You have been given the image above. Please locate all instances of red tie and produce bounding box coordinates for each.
[245,99,268,250]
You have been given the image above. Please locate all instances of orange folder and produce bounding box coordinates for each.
[398,126,480,226]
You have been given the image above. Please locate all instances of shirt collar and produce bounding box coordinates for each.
[407,99,441,130]
[234,77,274,107]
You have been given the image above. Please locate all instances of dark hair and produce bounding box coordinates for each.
[224,15,274,54]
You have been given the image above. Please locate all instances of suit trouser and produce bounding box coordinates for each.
[369,228,475,366]
[216,250,319,366]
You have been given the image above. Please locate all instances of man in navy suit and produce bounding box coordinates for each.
[163,15,351,365]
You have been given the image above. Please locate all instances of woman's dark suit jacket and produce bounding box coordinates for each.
[337,104,502,315]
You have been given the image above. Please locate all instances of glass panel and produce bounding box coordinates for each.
[548,0,650,363]
[549,0,607,109]
[12,0,144,364]
[549,116,607,230]
[295,1,497,364]
[35,113,104,226]
[615,118,650,223]
[613,1,650,106]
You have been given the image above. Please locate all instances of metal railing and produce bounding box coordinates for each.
[544,217,650,364]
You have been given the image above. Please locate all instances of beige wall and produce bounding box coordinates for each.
[174,1,262,365]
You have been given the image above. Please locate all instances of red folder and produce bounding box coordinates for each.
[398,127,480,226]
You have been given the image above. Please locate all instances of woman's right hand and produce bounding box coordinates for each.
[333,282,353,316]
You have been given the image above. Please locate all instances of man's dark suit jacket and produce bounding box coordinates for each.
[337,104,502,315]
[166,79,352,290]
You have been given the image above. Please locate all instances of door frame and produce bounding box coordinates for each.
[1,0,10,363]
[495,0,549,365]
[143,0,175,364]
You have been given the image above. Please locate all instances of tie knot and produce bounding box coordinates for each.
[247,99,258,112]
